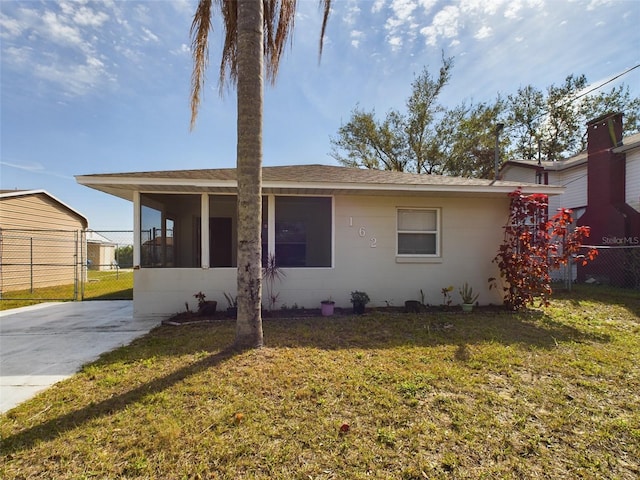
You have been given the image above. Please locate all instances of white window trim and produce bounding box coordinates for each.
[396,207,441,260]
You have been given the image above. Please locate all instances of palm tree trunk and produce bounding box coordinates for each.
[234,0,264,348]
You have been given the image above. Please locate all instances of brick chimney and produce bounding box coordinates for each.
[578,112,640,286]
[585,112,625,209]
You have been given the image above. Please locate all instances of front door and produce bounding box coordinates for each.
[210,217,232,267]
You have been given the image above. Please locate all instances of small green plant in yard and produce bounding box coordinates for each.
[458,282,480,305]
[223,292,237,307]
[1,285,638,479]
[441,285,454,307]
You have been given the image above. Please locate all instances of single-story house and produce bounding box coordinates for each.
[76,165,562,318]
[501,112,640,286]
[86,230,118,271]
[0,189,88,293]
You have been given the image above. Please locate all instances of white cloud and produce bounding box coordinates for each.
[344,1,361,26]
[460,0,503,16]
[33,54,115,96]
[42,10,83,47]
[0,160,71,179]
[372,0,386,14]
[474,25,493,40]
[587,0,615,11]
[0,159,46,172]
[418,0,438,13]
[170,0,195,16]
[141,26,159,43]
[504,1,523,20]
[420,5,460,46]
[350,30,364,48]
[73,6,109,27]
[171,43,191,56]
[0,13,23,38]
[390,0,417,21]
[2,46,32,68]
[388,35,403,49]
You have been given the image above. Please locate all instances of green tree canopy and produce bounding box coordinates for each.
[332,63,640,178]
[330,55,453,174]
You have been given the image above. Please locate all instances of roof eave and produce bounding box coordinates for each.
[76,175,564,200]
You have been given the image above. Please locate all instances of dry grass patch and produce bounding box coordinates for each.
[2,286,639,479]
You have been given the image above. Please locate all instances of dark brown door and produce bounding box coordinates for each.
[210,217,233,267]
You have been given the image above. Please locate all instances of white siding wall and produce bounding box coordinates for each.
[626,149,640,212]
[501,165,537,184]
[548,165,588,213]
[502,164,588,214]
[0,194,86,292]
[133,194,507,318]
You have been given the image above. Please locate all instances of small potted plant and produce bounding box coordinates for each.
[350,290,370,314]
[223,292,237,318]
[194,291,217,316]
[458,282,479,313]
[320,297,335,316]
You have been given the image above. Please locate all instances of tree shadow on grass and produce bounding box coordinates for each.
[554,284,640,319]
[262,309,612,351]
[0,307,614,456]
[1,348,237,456]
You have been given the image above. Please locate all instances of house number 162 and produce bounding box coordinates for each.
[358,227,377,248]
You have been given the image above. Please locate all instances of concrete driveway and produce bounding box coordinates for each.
[0,301,159,414]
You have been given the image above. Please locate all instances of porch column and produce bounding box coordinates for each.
[201,193,210,268]
[133,191,141,267]
[267,194,276,256]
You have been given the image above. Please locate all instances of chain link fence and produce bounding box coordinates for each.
[2,228,637,304]
[554,245,640,290]
[0,229,133,302]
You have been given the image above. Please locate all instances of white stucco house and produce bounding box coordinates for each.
[76,165,562,318]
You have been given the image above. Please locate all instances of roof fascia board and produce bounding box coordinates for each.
[613,140,640,153]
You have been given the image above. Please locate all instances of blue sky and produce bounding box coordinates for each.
[1,0,639,230]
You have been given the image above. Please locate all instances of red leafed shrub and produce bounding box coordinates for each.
[490,189,597,311]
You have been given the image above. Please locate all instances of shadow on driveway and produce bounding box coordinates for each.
[0,301,159,413]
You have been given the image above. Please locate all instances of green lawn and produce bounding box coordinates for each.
[1,286,638,479]
[0,269,133,310]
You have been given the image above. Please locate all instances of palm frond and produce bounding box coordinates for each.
[189,0,331,127]
[264,0,296,84]
[318,0,331,59]
[190,0,213,130]
[219,0,238,94]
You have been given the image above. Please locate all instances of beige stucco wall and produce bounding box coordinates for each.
[133,194,507,318]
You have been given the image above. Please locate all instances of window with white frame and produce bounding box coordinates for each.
[397,208,439,256]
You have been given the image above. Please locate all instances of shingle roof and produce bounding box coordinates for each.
[76,164,562,201]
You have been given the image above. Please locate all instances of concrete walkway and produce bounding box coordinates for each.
[0,301,159,414]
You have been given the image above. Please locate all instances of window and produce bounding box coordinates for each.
[140,205,175,267]
[275,197,332,267]
[397,208,439,256]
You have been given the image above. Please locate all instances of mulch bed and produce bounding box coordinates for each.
[162,304,508,326]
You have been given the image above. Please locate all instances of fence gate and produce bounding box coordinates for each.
[0,229,133,303]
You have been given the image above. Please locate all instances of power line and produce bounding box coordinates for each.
[502,63,640,136]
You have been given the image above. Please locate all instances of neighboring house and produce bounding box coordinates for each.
[86,230,117,271]
[0,189,88,293]
[77,165,561,318]
[501,112,640,286]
